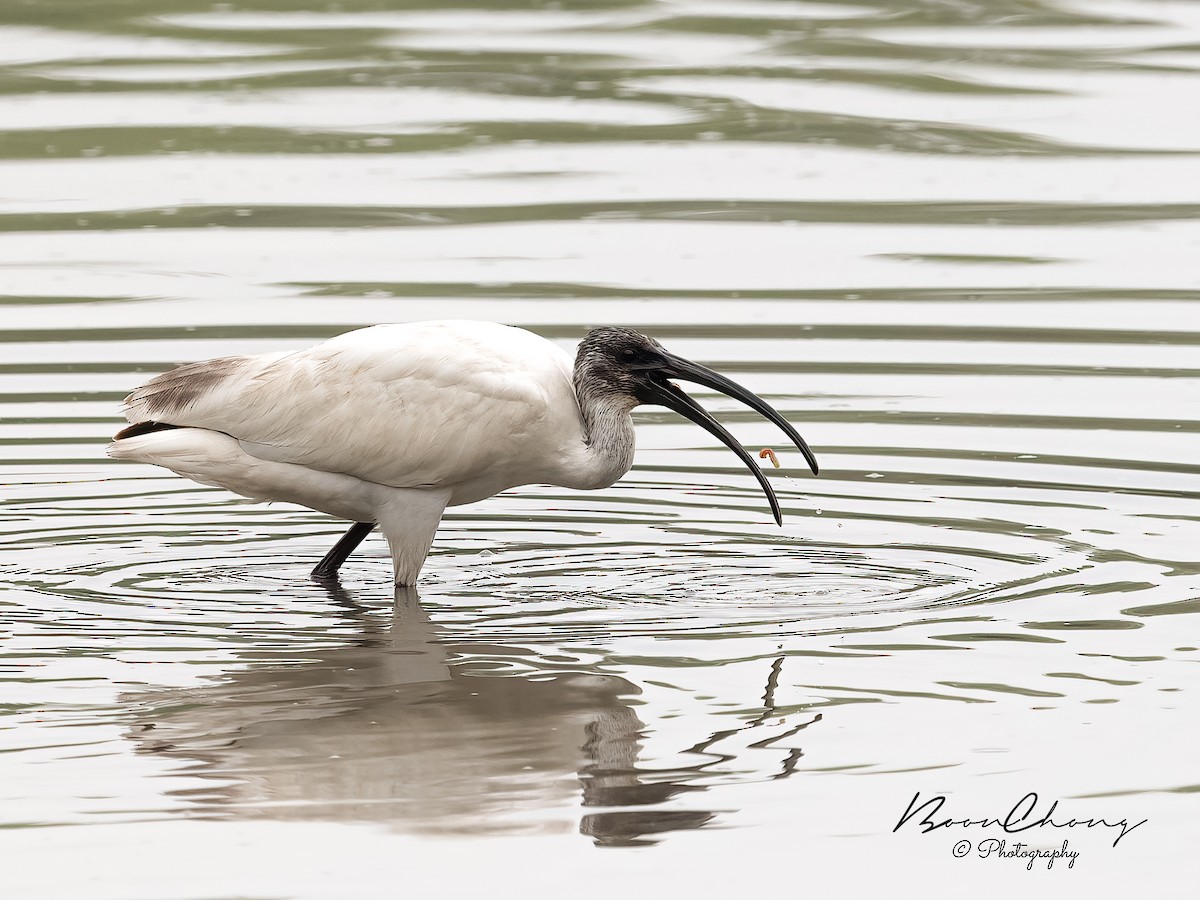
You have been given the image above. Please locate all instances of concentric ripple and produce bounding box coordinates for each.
[3,465,1110,643]
[420,522,1087,639]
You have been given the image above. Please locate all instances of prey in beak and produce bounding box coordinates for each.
[579,327,819,525]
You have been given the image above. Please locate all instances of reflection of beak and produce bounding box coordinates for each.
[638,353,819,527]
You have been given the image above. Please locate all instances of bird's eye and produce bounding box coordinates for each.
[621,348,637,360]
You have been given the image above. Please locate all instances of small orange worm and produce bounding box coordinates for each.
[759,448,780,468]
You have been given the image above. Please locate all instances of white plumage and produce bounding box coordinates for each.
[109,320,817,585]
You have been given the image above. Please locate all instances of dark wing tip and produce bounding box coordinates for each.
[113,421,179,441]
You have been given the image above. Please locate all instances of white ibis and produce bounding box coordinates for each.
[108,321,818,585]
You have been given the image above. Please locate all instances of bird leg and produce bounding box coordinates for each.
[376,488,452,586]
[311,521,376,580]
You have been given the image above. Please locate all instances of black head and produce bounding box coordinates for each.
[574,327,671,401]
[575,326,819,526]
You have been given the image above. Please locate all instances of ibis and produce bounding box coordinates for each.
[108,321,818,585]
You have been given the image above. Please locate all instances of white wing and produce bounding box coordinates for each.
[123,321,581,490]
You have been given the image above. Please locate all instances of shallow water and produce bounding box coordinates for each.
[1,0,1197,896]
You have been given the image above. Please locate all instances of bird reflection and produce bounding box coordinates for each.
[124,583,815,846]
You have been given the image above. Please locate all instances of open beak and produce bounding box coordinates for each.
[637,352,819,527]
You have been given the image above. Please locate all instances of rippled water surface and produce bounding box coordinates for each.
[2,1,1197,896]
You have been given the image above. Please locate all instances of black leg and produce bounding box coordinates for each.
[311,522,375,580]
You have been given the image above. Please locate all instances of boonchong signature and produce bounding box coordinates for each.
[893,791,1147,848]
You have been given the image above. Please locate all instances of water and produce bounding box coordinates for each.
[1,0,1197,895]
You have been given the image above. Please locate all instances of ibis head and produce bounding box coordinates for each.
[576,327,819,526]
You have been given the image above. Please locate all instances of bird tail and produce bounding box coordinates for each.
[112,421,179,441]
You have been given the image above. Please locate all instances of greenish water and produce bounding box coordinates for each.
[1,1,1197,896]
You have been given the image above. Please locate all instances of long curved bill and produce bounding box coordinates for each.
[640,354,819,526]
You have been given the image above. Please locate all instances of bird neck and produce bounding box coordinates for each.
[572,367,637,489]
